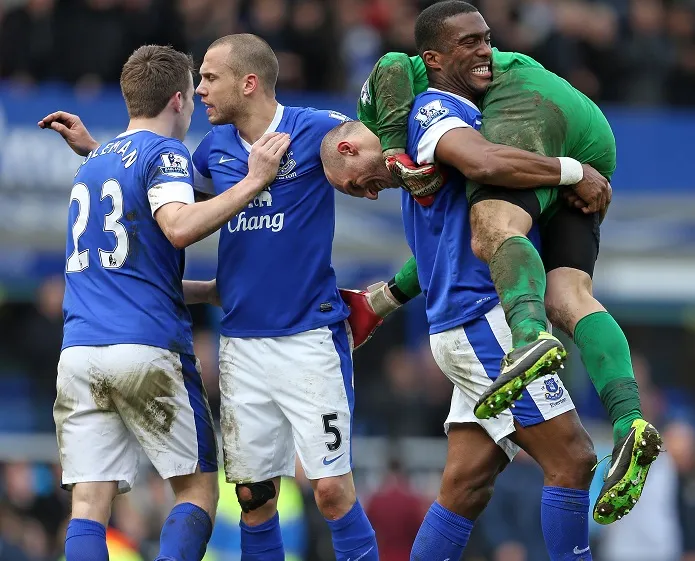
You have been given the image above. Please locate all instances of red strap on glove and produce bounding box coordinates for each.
[384,153,442,207]
[339,288,384,350]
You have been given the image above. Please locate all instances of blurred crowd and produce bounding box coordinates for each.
[1,0,695,105]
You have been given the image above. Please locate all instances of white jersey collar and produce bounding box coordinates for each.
[427,88,480,112]
[117,128,157,138]
[239,103,285,152]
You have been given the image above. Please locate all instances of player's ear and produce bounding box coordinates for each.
[423,50,442,72]
[171,91,184,113]
[243,74,259,96]
[337,141,357,156]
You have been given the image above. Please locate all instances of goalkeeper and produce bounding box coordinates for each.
[352,40,660,524]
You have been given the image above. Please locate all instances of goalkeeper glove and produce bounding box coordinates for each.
[384,152,444,207]
[339,282,403,349]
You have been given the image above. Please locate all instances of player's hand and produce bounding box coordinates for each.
[247,132,291,187]
[572,164,612,215]
[339,288,384,350]
[385,153,444,206]
[38,111,99,157]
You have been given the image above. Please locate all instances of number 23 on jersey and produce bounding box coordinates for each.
[66,179,129,273]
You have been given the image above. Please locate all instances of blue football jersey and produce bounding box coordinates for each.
[192,104,350,337]
[62,130,196,354]
[404,88,539,335]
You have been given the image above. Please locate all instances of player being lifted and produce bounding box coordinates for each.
[40,45,289,561]
[323,6,600,560]
[329,0,661,527]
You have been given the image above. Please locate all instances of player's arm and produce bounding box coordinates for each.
[434,127,610,213]
[183,279,220,306]
[435,126,581,188]
[365,53,444,199]
[371,52,417,155]
[341,256,421,349]
[154,132,290,249]
[38,111,99,156]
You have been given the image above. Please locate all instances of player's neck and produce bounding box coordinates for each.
[127,117,180,141]
[431,77,479,106]
[235,97,279,146]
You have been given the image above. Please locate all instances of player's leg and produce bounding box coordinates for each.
[542,205,662,524]
[218,336,293,560]
[276,323,378,561]
[511,413,596,560]
[411,416,511,560]
[109,347,219,561]
[420,319,535,560]
[432,306,595,561]
[469,191,566,419]
[471,81,571,419]
[55,346,142,561]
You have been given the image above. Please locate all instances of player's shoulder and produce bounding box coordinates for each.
[411,88,480,128]
[285,106,352,150]
[289,105,351,127]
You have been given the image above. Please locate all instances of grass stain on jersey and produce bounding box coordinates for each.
[125,209,142,266]
[89,367,177,442]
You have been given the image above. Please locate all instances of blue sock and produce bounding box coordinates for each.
[155,502,213,561]
[65,518,108,561]
[411,501,473,561]
[326,500,379,561]
[240,512,285,560]
[541,486,592,561]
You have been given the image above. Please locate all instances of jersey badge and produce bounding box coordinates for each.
[415,99,449,129]
[159,153,190,178]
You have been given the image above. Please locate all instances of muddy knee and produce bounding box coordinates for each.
[470,214,505,263]
[470,200,533,263]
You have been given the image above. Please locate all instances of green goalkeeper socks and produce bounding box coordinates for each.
[489,236,548,347]
[573,312,643,443]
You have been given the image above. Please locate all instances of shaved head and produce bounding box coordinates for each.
[208,34,279,93]
[320,120,368,172]
[320,121,399,199]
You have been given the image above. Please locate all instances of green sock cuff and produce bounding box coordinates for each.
[600,378,643,439]
[393,256,422,300]
[573,311,610,342]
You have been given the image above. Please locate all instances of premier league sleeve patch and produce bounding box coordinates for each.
[415,99,450,129]
[159,152,190,178]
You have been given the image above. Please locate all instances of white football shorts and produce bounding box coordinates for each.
[431,304,575,460]
[55,344,217,493]
[218,321,354,483]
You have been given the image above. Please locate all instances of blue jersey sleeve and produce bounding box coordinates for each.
[144,138,195,216]
[192,130,215,195]
[303,108,353,149]
[406,92,481,165]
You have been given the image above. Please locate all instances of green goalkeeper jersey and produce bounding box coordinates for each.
[357,49,616,180]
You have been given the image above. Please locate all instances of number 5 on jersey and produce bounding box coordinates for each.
[67,180,129,272]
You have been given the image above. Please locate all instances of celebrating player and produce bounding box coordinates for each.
[323,104,596,558]
[330,0,662,526]
[40,45,289,561]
